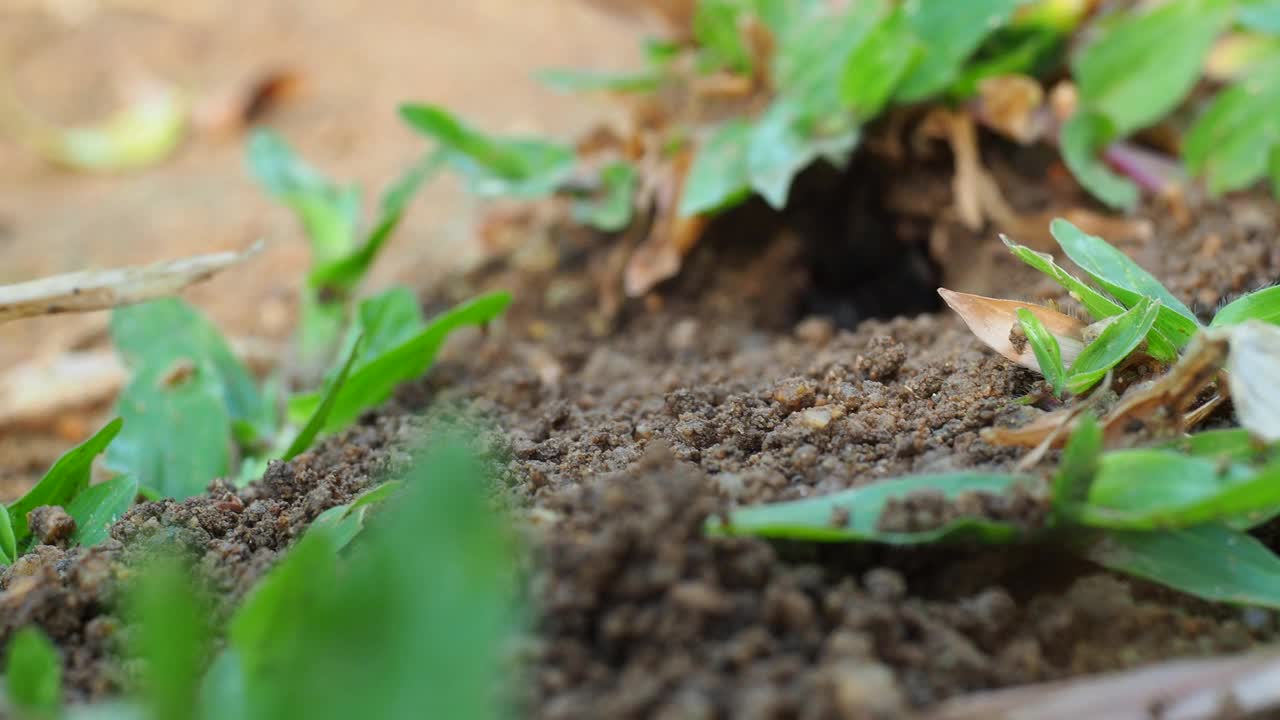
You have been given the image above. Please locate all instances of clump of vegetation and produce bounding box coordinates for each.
[713,219,1280,608]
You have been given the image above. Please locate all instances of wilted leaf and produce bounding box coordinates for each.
[1051,219,1200,347]
[1084,524,1280,608]
[938,288,1086,372]
[0,243,262,325]
[709,472,1027,544]
[1071,0,1231,137]
[1221,320,1280,442]
[9,418,121,545]
[971,74,1049,144]
[1063,296,1158,394]
[67,474,139,547]
[1059,111,1139,211]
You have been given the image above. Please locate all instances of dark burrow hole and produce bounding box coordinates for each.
[676,150,945,331]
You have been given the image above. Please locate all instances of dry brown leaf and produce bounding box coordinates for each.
[925,649,1280,720]
[938,288,1086,373]
[193,69,304,138]
[974,75,1047,144]
[624,148,707,297]
[0,241,263,324]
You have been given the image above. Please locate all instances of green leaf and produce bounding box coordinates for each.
[709,472,1026,543]
[128,556,210,720]
[107,363,231,500]
[1064,296,1159,394]
[745,101,859,209]
[351,288,425,365]
[679,119,754,216]
[309,152,443,296]
[399,104,575,199]
[1083,524,1280,608]
[1072,0,1232,137]
[1001,235,1179,361]
[1051,219,1201,347]
[536,68,662,94]
[1059,112,1139,211]
[1166,429,1270,463]
[5,627,62,717]
[67,475,138,547]
[291,292,512,435]
[893,0,1027,102]
[347,480,403,514]
[9,418,122,546]
[282,335,362,461]
[571,161,637,231]
[947,25,1064,99]
[110,299,265,428]
[1240,0,1280,33]
[246,129,360,264]
[1016,307,1067,394]
[693,0,753,74]
[1185,64,1280,196]
[1212,285,1280,327]
[772,0,886,121]
[840,6,922,119]
[1051,414,1101,521]
[1077,450,1280,529]
[0,504,14,564]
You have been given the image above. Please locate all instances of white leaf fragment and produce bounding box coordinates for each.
[1219,320,1280,442]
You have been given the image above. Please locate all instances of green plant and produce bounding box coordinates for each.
[715,219,1280,608]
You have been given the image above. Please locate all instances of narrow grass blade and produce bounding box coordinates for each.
[1083,525,1280,608]
[1065,296,1159,394]
[1052,414,1101,521]
[1212,285,1280,327]
[709,472,1026,544]
[282,334,362,461]
[0,504,14,564]
[1016,308,1067,394]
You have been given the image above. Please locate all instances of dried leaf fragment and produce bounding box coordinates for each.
[0,242,263,324]
[939,288,1086,373]
[1220,320,1280,442]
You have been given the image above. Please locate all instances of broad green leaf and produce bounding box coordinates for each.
[246,129,359,264]
[709,472,1026,543]
[679,119,754,216]
[840,7,922,119]
[6,627,62,716]
[773,0,887,121]
[9,418,122,545]
[107,365,231,500]
[1016,307,1067,394]
[1072,0,1232,137]
[309,152,443,295]
[693,0,753,74]
[399,104,574,199]
[1083,524,1280,608]
[352,288,425,364]
[1051,219,1200,346]
[571,161,637,231]
[128,556,210,720]
[948,25,1064,99]
[1185,64,1280,196]
[282,335,362,461]
[1240,0,1280,33]
[893,0,1027,102]
[1002,234,1179,361]
[110,299,265,429]
[745,101,858,209]
[1079,449,1279,529]
[1212,284,1280,327]
[1052,413,1101,522]
[304,503,369,555]
[0,504,14,564]
[291,292,512,435]
[347,480,403,514]
[1064,296,1159,394]
[1059,112,1139,211]
[536,68,662,94]
[67,474,139,547]
[1166,429,1270,463]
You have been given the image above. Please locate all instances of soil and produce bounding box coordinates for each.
[4,124,1280,718]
